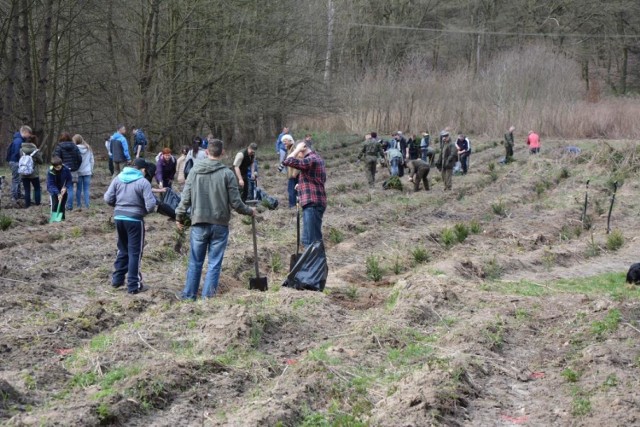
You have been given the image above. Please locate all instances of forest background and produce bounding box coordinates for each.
[0,0,639,160]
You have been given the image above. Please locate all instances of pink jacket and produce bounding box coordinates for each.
[527,132,540,148]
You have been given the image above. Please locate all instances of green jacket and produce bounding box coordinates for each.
[19,142,44,179]
[504,132,514,147]
[176,158,252,225]
[358,139,384,161]
[442,142,458,170]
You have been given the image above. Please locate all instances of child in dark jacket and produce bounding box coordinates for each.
[47,156,72,220]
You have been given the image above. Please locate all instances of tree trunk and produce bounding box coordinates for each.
[323,0,335,90]
[0,6,20,164]
[19,0,33,124]
[34,0,54,148]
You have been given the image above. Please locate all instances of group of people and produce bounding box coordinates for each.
[5,120,541,300]
[356,127,542,191]
[5,125,94,216]
[102,125,326,300]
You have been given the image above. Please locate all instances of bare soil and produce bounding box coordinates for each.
[1,138,640,426]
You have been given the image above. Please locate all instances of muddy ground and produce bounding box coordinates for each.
[1,137,640,426]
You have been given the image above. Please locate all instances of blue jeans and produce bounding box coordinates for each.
[22,177,41,207]
[181,223,229,300]
[76,175,91,208]
[287,177,298,208]
[9,162,22,199]
[302,204,325,247]
[113,220,145,292]
[66,173,76,209]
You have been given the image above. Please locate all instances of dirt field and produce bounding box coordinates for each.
[1,137,640,426]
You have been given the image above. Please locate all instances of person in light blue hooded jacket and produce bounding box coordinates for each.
[104,158,157,294]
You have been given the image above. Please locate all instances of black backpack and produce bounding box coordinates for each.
[183,158,194,179]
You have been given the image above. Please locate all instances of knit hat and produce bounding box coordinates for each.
[440,130,449,137]
[249,143,258,150]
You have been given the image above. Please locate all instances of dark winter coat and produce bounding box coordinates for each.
[53,141,82,172]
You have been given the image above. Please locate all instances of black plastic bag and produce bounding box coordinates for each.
[282,241,328,292]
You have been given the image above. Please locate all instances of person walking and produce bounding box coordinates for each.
[6,125,32,203]
[109,125,131,174]
[104,158,157,295]
[47,157,72,220]
[175,147,188,189]
[455,134,471,175]
[73,134,94,209]
[155,147,176,188]
[406,159,431,192]
[175,139,256,301]
[19,135,44,208]
[283,139,326,246]
[440,131,457,191]
[105,135,114,176]
[53,132,82,210]
[420,132,432,163]
[527,130,540,154]
[503,126,515,163]
[132,127,148,159]
[358,133,384,187]
[275,126,289,168]
[233,143,257,202]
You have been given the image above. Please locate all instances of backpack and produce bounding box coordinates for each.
[18,149,38,176]
[183,158,194,179]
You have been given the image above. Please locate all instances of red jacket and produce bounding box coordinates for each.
[527,132,540,149]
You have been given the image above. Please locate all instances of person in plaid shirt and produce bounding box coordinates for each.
[283,140,326,247]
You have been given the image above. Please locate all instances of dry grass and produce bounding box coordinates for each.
[296,45,640,139]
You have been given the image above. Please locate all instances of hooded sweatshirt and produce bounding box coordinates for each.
[19,142,44,179]
[6,132,25,163]
[104,167,157,220]
[77,144,95,176]
[175,158,252,225]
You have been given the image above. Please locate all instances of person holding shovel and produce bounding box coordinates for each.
[175,138,256,301]
[47,157,72,220]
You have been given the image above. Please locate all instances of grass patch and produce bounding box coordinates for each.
[561,367,581,383]
[386,289,400,310]
[270,252,283,273]
[485,272,640,300]
[469,219,482,234]
[491,199,507,217]
[440,227,458,248]
[591,308,621,338]
[453,223,469,242]
[483,257,503,280]
[0,214,13,230]
[411,247,430,264]
[606,229,624,251]
[365,255,383,282]
[328,227,344,244]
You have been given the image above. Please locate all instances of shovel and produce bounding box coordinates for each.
[50,201,63,223]
[289,195,301,271]
[49,189,65,223]
[249,214,268,291]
